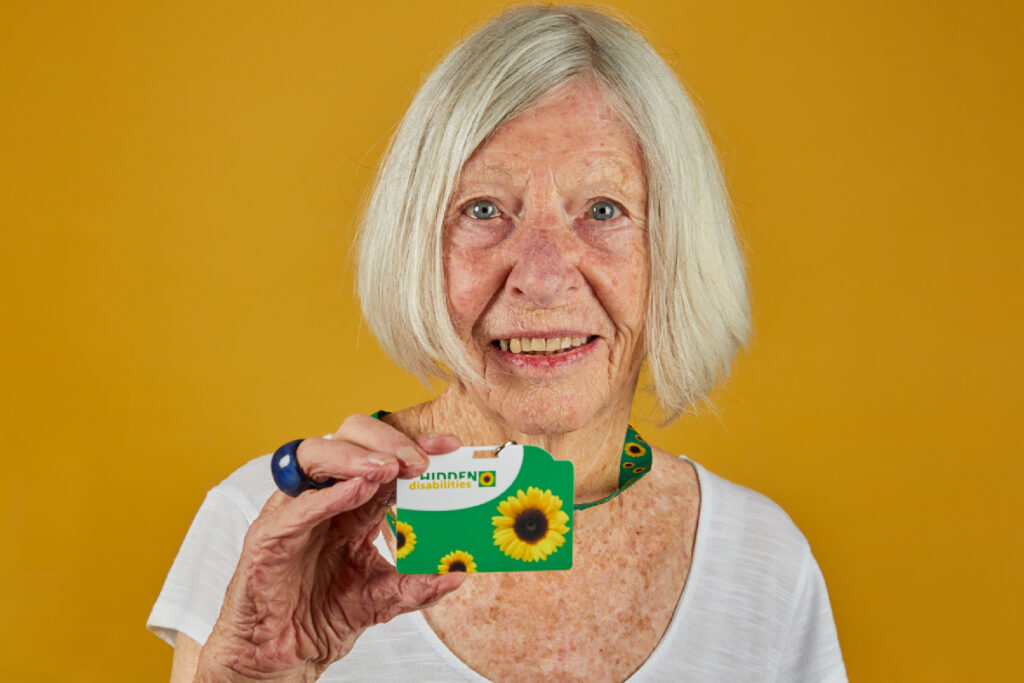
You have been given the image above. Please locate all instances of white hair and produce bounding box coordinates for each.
[357,5,750,421]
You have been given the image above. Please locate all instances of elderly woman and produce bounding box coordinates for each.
[150,6,845,682]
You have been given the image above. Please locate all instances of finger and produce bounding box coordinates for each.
[243,479,386,576]
[334,414,430,477]
[262,476,383,533]
[415,433,462,455]
[331,478,402,538]
[368,571,467,625]
[297,437,401,485]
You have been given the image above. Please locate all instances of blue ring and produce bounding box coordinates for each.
[271,439,336,497]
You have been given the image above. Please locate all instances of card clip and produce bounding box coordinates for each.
[474,440,517,459]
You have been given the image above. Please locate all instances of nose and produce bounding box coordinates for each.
[504,216,584,307]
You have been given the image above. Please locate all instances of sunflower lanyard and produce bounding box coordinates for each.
[376,410,652,530]
[574,424,652,510]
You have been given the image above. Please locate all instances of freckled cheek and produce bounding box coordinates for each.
[585,251,649,336]
[445,251,505,338]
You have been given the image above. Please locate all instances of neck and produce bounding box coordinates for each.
[391,383,636,504]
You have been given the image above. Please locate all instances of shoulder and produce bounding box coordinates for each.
[640,455,846,680]
[147,453,277,647]
[692,459,812,561]
[680,456,820,615]
[204,453,278,522]
[685,462,847,679]
[649,449,812,574]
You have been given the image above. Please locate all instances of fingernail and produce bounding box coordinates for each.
[396,446,426,465]
[427,432,458,439]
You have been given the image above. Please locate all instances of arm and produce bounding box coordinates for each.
[164,415,464,682]
[170,633,202,683]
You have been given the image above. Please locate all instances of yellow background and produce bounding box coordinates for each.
[2,1,1020,681]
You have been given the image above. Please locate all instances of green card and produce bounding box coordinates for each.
[395,444,574,574]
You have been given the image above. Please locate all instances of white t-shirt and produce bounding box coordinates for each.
[148,455,847,681]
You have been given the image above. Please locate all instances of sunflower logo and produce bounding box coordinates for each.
[625,442,646,457]
[395,520,416,559]
[479,471,496,487]
[492,487,570,562]
[438,550,477,574]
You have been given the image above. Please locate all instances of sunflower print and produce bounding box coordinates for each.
[492,486,570,562]
[395,520,416,559]
[479,471,496,487]
[625,442,646,457]
[438,550,477,573]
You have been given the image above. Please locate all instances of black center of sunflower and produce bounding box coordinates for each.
[449,560,467,572]
[513,507,549,543]
[396,532,405,548]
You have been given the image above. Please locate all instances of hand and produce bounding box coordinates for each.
[195,414,464,682]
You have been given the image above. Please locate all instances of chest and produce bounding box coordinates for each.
[424,484,697,682]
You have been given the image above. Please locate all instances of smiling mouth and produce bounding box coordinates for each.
[494,336,596,355]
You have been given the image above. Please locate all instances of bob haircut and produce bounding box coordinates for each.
[358,5,750,422]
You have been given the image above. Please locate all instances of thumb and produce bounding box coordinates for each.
[415,433,462,455]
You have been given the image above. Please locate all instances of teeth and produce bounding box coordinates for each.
[498,336,590,355]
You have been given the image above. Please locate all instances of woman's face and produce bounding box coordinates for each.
[444,80,649,435]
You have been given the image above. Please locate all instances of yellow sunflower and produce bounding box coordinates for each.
[492,486,570,562]
[395,520,416,559]
[625,442,646,457]
[438,550,477,574]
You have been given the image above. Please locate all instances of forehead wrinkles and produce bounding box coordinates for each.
[458,148,644,199]
[457,157,526,190]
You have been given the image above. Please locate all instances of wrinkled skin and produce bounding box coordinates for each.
[192,80,652,681]
[194,416,465,682]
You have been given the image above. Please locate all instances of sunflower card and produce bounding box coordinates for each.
[394,444,574,574]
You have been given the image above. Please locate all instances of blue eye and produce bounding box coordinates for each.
[591,201,619,221]
[468,200,499,220]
